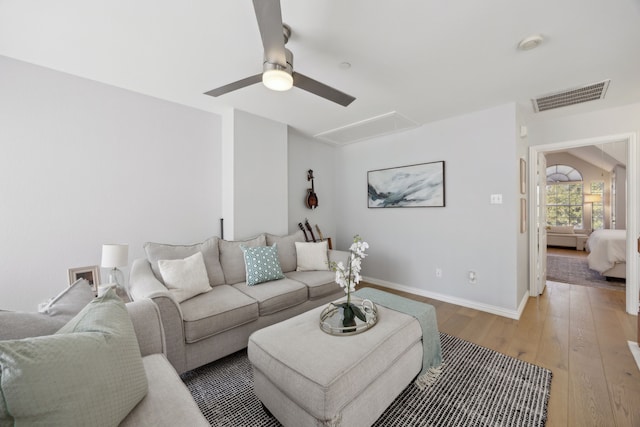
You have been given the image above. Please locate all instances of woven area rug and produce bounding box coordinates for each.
[546,254,625,291]
[181,333,552,427]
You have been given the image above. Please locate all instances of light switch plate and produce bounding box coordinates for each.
[490,194,503,204]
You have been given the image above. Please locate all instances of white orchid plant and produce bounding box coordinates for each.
[330,235,369,324]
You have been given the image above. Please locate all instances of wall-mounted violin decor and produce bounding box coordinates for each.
[306,169,318,209]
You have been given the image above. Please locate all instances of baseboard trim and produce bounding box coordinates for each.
[363,276,528,320]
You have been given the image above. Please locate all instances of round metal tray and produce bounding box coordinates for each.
[319,297,378,336]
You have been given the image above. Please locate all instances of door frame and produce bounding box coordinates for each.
[528,132,639,315]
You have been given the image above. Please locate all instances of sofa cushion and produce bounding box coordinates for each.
[41,278,95,317]
[158,252,212,303]
[180,285,259,343]
[0,289,147,427]
[233,278,307,316]
[0,279,94,340]
[286,270,340,299]
[548,225,575,234]
[241,244,285,286]
[295,241,329,271]
[119,354,209,427]
[144,237,225,287]
[219,234,266,285]
[266,230,306,273]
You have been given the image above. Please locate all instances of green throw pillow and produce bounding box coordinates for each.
[0,288,148,426]
[241,244,285,286]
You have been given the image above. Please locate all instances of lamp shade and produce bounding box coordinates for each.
[101,244,129,268]
[584,194,602,204]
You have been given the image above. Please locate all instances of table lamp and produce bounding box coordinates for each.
[101,244,129,289]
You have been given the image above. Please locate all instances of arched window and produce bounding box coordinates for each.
[546,165,583,227]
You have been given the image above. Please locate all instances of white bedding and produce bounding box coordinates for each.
[587,229,626,273]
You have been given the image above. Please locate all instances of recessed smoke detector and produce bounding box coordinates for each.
[518,34,544,51]
[532,79,610,112]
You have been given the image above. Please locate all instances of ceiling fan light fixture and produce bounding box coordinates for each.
[262,69,293,91]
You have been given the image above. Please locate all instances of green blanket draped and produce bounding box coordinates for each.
[353,288,443,389]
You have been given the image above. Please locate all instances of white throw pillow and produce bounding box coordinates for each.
[295,241,329,271]
[158,252,212,302]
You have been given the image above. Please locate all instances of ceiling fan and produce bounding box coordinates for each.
[204,0,355,107]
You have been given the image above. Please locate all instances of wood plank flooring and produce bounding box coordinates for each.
[362,281,640,426]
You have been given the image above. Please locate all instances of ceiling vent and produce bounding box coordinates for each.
[314,112,419,145]
[532,79,610,112]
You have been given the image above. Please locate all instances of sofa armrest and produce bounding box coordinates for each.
[129,258,188,373]
[328,249,350,266]
[129,258,174,301]
[126,299,166,357]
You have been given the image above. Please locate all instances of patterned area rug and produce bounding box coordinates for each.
[181,333,552,427]
[546,254,625,291]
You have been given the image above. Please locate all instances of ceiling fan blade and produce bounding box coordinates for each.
[252,0,286,65]
[204,74,263,97]
[293,72,356,107]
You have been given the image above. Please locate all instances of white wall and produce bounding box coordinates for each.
[335,104,522,314]
[529,102,640,144]
[0,56,222,311]
[224,110,288,240]
[287,128,337,241]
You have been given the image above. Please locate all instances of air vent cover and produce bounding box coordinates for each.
[314,112,419,145]
[532,79,610,112]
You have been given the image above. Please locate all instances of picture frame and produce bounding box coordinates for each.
[367,161,445,208]
[520,158,526,195]
[520,198,527,233]
[68,265,100,293]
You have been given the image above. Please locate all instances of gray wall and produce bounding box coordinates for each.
[0,56,222,311]
[222,110,288,240]
[287,128,337,242]
[334,104,523,315]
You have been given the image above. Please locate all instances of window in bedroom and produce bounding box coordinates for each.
[546,165,583,228]
[589,181,604,230]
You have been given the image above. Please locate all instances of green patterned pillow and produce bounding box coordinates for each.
[241,244,285,286]
[0,288,148,426]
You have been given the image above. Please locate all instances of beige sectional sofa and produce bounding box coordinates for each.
[0,280,208,426]
[129,230,348,374]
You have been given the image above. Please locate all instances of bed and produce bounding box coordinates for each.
[586,229,626,279]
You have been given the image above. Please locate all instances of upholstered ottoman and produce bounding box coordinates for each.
[248,298,426,426]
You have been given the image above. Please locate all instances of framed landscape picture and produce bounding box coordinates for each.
[367,161,445,208]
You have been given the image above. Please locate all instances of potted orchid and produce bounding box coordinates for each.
[330,235,369,330]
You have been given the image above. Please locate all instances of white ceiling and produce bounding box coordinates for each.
[2,0,640,140]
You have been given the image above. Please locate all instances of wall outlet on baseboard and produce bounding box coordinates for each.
[435,268,443,278]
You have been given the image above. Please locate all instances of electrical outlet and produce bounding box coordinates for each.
[435,268,443,278]
[468,270,477,284]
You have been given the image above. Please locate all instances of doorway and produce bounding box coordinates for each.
[528,133,639,315]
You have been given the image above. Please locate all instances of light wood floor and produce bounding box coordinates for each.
[547,246,588,259]
[363,281,640,426]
